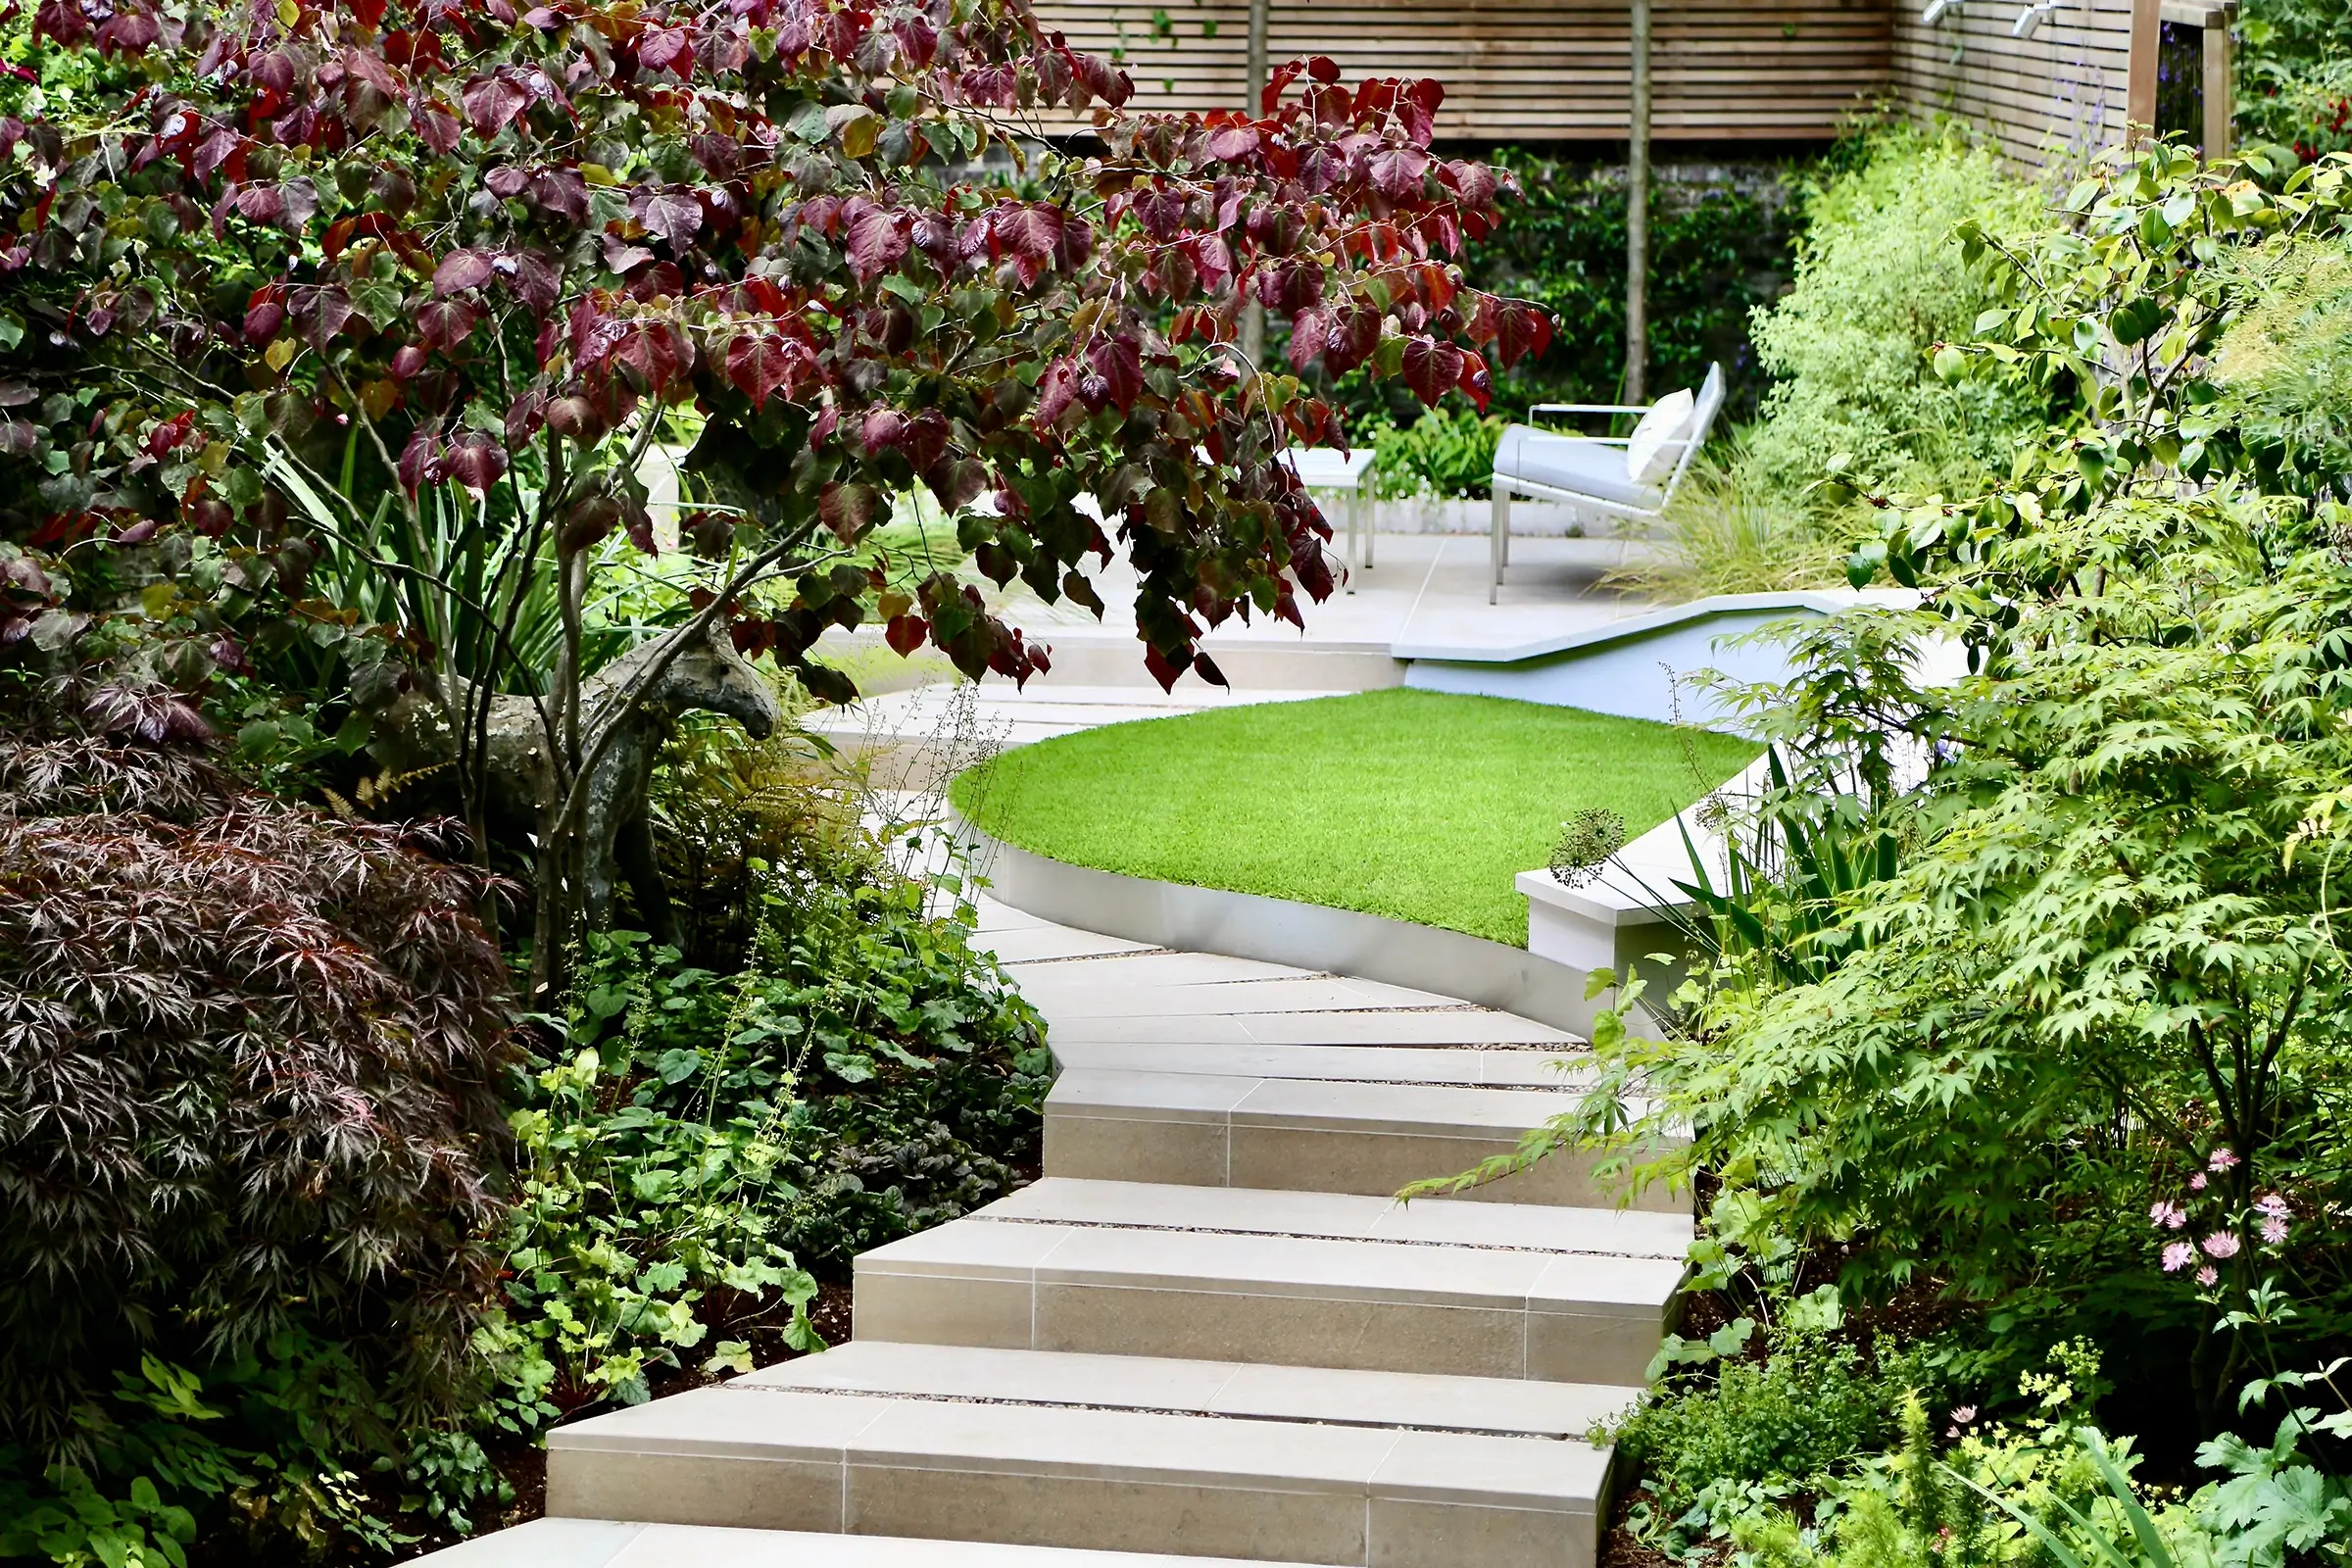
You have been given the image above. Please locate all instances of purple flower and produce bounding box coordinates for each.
[2149,1200,2186,1230]
[2202,1231,2241,1259]
[2162,1241,2197,1272]
[2197,1265,2219,1287]
[2255,1194,2291,1219]
[2190,1172,2209,1191]
[2261,1214,2289,1246]
[2209,1148,2240,1173]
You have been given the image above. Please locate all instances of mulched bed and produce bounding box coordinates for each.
[1600,1514,1688,1568]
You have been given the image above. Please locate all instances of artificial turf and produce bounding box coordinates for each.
[949,687,1759,948]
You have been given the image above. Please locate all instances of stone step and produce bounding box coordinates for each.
[1049,1038,1593,1091]
[1042,1008,1580,1047]
[853,1178,1689,1387]
[974,926,1166,964]
[738,1339,1638,1437]
[1014,970,1471,1019]
[1045,1068,1682,1212]
[414,1517,1334,1566]
[543,1348,1615,1567]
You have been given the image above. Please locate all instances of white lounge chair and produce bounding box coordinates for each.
[1489,362,1726,603]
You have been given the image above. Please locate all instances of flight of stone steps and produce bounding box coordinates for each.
[420,897,1689,1568]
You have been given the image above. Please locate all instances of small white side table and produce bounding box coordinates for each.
[1281,448,1377,591]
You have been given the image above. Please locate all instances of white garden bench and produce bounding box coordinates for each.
[1488,362,1726,603]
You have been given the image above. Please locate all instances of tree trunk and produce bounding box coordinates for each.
[1623,0,1651,407]
[1239,0,1270,371]
[528,543,592,1001]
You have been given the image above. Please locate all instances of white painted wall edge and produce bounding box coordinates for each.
[1522,749,1772,925]
[955,817,1660,1041]
[1516,755,1764,976]
[1394,587,1922,664]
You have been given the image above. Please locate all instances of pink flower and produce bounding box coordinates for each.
[2190,1173,2209,1191]
[2162,1241,2197,1272]
[2197,1265,2219,1287]
[2255,1194,2291,1220]
[2149,1200,2186,1230]
[2209,1148,2240,1172]
[1949,1405,1978,1426]
[2202,1231,2241,1259]
[2261,1214,2289,1246]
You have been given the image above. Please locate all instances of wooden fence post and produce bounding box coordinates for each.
[1623,0,1651,406]
[1240,0,1270,372]
[2200,7,2232,156]
[2127,0,2161,140]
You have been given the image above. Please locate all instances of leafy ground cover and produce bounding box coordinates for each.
[952,689,1757,947]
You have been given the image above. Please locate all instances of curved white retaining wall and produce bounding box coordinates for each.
[1397,590,1922,728]
[958,819,1662,1040]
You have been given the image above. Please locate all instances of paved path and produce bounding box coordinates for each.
[421,897,1686,1568]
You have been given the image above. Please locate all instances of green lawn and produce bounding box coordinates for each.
[950,688,1758,947]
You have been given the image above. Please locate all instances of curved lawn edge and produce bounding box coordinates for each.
[957,815,1660,1042]
[948,689,1758,948]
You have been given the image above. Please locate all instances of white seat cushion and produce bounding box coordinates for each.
[1492,427,1660,509]
[1625,387,1696,484]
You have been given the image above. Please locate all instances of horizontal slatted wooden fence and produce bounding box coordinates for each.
[1028,0,1892,142]
[1890,0,2134,165]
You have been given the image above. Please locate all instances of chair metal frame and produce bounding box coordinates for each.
[1489,363,1725,603]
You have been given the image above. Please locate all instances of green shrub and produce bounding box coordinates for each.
[485,838,1050,1418]
[1732,1347,2352,1568]
[0,1334,448,1567]
[1469,151,1801,416]
[1364,406,1506,501]
[648,713,863,972]
[2213,233,2352,493]
[1606,1322,1927,1553]
[1588,146,2352,1428]
[2237,0,2352,157]
[1741,127,2044,506]
[1321,150,1801,437]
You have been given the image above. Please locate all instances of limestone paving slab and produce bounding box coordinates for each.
[1043,1010,1581,1048]
[975,926,1165,964]
[542,1382,1607,1566]
[1045,1040,1592,1090]
[415,1519,1332,1567]
[1006,950,1315,987]
[1229,1076,1589,1136]
[1047,1067,1263,1119]
[1043,1070,1643,1205]
[972,898,1054,934]
[1028,1222,1561,1302]
[854,1214,1686,1383]
[1019,974,1470,1019]
[738,1341,1640,1438]
[973,1178,1690,1258]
